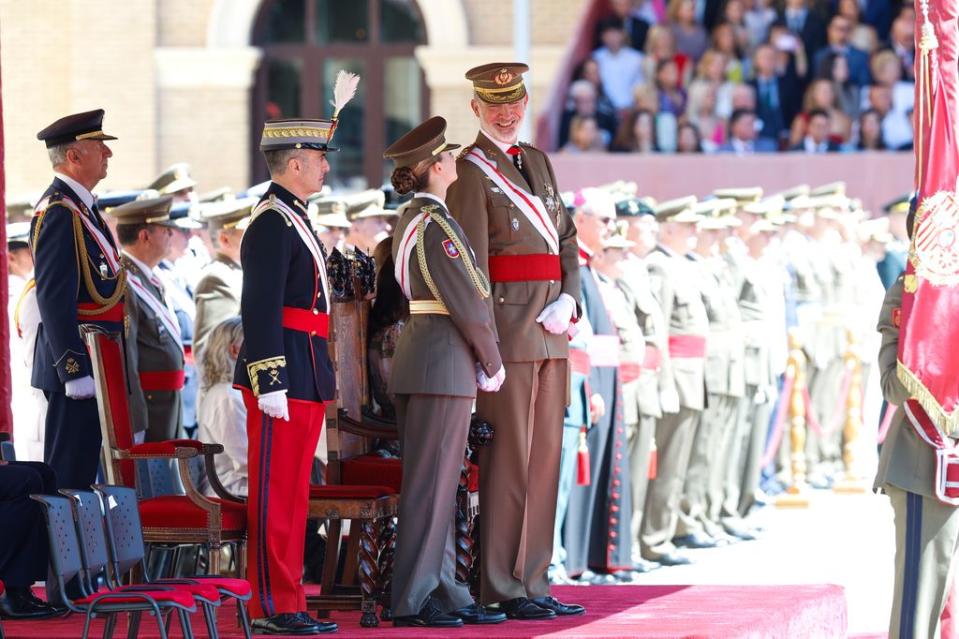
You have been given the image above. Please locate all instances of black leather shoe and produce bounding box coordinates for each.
[0,587,61,619]
[252,613,327,635]
[530,595,585,616]
[500,597,556,620]
[393,599,464,627]
[295,612,338,633]
[655,551,693,566]
[674,532,718,549]
[451,603,507,624]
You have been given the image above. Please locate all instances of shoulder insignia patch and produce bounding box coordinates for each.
[442,239,460,259]
[892,307,901,328]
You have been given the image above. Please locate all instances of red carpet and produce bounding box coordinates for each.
[2,584,847,638]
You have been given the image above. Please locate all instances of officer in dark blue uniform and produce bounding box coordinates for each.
[232,117,346,635]
[30,109,125,491]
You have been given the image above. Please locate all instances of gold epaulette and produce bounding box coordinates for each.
[250,196,292,227]
[457,145,474,160]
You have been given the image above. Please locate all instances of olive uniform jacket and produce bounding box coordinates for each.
[121,255,184,442]
[619,256,666,419]
[873,275,936,499]
[689,252,745,399]
[193,253,242,356]
[646,245,709,411]
[389,195,502,398]
[446,133,579,363]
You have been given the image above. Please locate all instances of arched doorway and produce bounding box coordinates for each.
[251,0,429,189]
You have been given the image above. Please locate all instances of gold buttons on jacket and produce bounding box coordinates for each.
[312,308,319,315]
[498,297,505,304]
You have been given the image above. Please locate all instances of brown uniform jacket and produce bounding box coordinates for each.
[690,253,745,398]
[121,255,184,441]
[446,132,579,362]
[389,196,502,398]
[193,253,242,356]
[873,275,936,498]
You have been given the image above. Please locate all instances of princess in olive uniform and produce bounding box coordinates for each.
[385,116,507,628]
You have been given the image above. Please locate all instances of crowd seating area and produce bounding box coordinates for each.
[557,0,915,154]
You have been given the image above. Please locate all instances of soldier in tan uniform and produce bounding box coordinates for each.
[385,117,506,628]
[110,196,186,442]
[677,199,744,546]
[446,63,583,618]
[193,197,253,357]
[344,190,396,255]
[640,197,708,566]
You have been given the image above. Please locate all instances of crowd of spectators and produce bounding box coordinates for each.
[558,0,915,154]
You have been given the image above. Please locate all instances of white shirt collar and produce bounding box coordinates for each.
[54,172,95,211]
[413,192,447,209]
[480,129,517,156]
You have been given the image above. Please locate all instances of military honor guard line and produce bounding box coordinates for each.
[0,49,948,638]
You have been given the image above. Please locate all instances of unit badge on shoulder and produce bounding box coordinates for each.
[442,239,460,259]
[544,182,559,216]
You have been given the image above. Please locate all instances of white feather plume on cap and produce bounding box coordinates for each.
[330,70,360,119]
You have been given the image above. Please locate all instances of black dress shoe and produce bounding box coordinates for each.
[252,613,327,635]
[0,587,61,619]
[530,595,585,616]
[393,598,464,627]
[655,551,693,566]
[450,603,507,624]
[499,597,556,620]
[723,523,758,541]
[674,532,718,549]
[295,612,338,633]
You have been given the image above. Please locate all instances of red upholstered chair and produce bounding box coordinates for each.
[82,327,246,575]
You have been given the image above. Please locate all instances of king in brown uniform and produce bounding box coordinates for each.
[386,116,507,628]
[446,63,584,619]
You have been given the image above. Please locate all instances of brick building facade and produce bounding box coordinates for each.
[0,0,585,197]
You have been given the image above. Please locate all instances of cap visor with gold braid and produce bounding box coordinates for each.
[466,62,529,104]
[260,70,360,152]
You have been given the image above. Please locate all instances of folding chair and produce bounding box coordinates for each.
[93,484,252,639]
[31,494,201,639]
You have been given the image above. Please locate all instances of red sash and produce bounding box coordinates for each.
[139,370,186,392]
[488,254,561,283]
[282,307,329,338]
[77,302,124,323]
[668,335,707,358]
[643,344,663,370]
[569,348,591,375]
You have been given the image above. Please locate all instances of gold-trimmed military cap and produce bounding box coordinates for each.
[713,187,763,204]
[149,163,197,195]
[810,181,846,197]
[199,187,234,203]
[883,193,912,215]
[383,116,460,168]
[7,221,31,249]
[466,62,529,104]
[201,196,256,232]
[37,109,117,148]
[260,118,339,152]
[774,184,810,202]
[108,195,176,226]
[695,198,737,229]
[654,196,699,223]
[602,233,635,250]
[311,203,352,230]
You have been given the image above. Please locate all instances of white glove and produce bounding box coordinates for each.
[660,387,680,414]
[258,390,290,421]
[476,364,506,393]
[65,376,96,400]
[536,293,577,335]
[589,393,606,424]
[753,387,768,405]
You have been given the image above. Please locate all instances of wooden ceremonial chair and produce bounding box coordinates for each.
[82,326,246,576]
[305,295,400,628]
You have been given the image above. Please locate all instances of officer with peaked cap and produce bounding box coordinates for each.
[876,193,910,289]
[344,190,396,255]
[31,109,124,490]
[232,86,358,631]
[110,196,185,443]
[446,62,584,618]
[385,115,506,628]
[193,198,253,356]
[148,162,198,203]
[309,197,351,253]
[640,196,708,566]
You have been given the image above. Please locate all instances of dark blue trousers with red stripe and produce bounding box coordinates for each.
[242,391,324,618]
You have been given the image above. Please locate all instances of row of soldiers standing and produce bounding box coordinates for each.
[551,181,904,578]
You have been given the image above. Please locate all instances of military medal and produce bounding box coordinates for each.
[511,218,520,231]
[544,182,558,215]
[100,262,109,278]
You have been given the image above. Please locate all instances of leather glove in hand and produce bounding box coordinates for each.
[258,390,290,421]
[64,375,96,400]
[536,293,576,335]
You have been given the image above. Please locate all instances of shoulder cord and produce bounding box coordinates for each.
[71,212,126,313]
[415,210,491,304]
